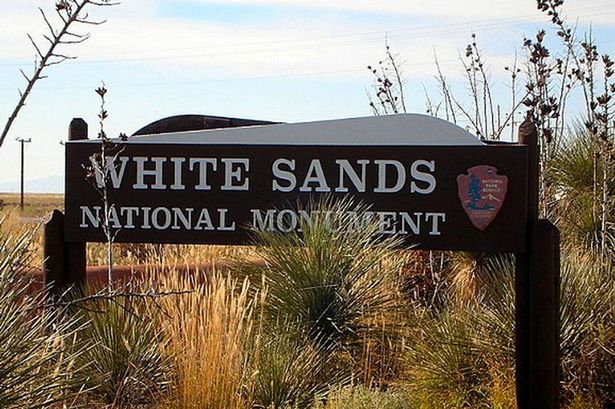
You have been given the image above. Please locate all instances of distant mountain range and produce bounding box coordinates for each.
[0,175,64,194]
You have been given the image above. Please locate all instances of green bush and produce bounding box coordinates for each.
[404,249,615,408]
[0,222,82,409]
[550,129,615,253]
[252,324,347,409]
[73,296,172,406]
[245,197,406,346]
[241,197,408,389]
[405,310,492,408]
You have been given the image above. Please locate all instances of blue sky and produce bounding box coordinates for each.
[1,0,614,192]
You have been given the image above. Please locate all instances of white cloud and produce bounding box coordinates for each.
[2,0,613,82]
[0,1,520,82]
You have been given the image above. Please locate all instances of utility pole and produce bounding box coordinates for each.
[16,137,32,212]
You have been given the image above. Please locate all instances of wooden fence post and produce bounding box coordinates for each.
[43,210,66,301]
[43,119,88,301]
[515,118,560,409]
[65,118,87,292]
[69,118,88,141]
[529,220,560,409]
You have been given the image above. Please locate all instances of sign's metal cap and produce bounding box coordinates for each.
[72,114,483,146]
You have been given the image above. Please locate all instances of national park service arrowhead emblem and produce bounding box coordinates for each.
[457,165,508,231]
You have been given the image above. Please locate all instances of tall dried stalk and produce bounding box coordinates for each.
[367,41,407,116]
[432,34,529,141]
[433,51,456,124]
[84,83,126,291]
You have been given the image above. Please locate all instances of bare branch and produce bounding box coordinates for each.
[26,34,44,59]
[367,40,407,116]
[55,7,68,24]
[46,57,72,67]
[493,89,532,139]
[75,17,107,25]
[90,0,120,6]
[0,0,119,150]
[64,30,87,38]
[385,42,407,114]
[50,52,76,59]
[423,84,438,117]
[38,288,193,313]
[39,8,57,38]
[59,35,90,44]
[19,69,30,82]
[451,94,482,138]
[43,34,56,46]
[433,50,457,124]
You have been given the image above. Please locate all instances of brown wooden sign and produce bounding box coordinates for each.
[65,142,528,251]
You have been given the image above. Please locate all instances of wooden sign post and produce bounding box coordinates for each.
[45,113,560,409]
[515,120,560,409]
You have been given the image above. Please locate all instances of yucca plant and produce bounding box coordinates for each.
[0,219,83,409]
[239,197,409,390]
[405,309,490,408]
[463,255,516,407]
[559,248,615,405]
[550,128,615,255]
[243,197,406,348]
[550,127,609,194]
[72,295,172,407]
[467,255,516,362]
[252,323,347,409]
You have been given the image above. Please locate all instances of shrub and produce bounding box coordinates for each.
[242,197,408,385]
[252,323,347,409]
[245,197,406,343]
[550,129,615,253]
[405,248,615,407]
[559,249,615,405]
[405,309,491,408]
[0,220,82,409]
[72,295,172,406]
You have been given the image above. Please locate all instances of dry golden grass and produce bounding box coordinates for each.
[152,270,264,409]
[0,194,54,266]
[0,193,63,215]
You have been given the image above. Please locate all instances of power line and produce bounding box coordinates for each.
[0,41,600,93]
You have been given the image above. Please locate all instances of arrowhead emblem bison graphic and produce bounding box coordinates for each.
[457,165,508,231]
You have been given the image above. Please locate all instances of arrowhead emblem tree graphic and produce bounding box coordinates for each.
[457,165,508,231]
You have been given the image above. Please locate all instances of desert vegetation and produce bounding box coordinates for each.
[1,0,615,408]
[1,190,614,409]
